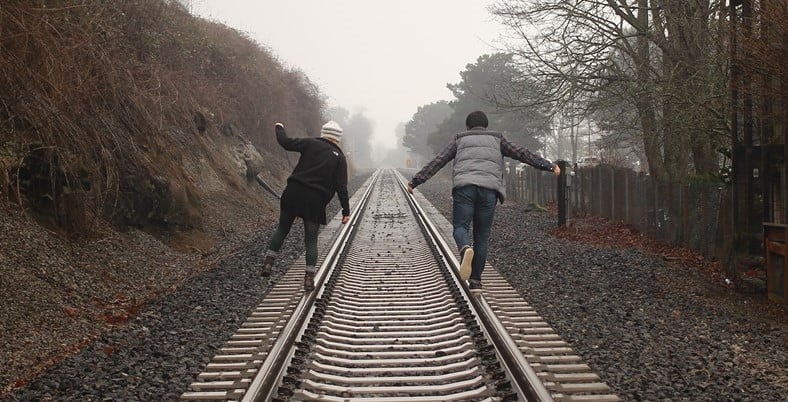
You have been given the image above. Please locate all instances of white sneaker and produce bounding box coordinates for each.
[459,246,473,281]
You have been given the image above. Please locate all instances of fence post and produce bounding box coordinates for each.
[624,170,631,224]
[530,169,536,203]
[682,184,690,248]
[597,167,604,217]
[610,166,616,220]
[652,181,658,237]
[557,160,568,226]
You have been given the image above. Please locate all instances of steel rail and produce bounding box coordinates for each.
[241,169,381,402]
[395,170,555,402]
[182,168,618,401]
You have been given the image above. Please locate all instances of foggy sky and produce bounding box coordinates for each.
[189,0,504,158]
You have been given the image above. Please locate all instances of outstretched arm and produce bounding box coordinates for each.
[274,122,308,152]
[408,137,457,193]
[501,137,560,176]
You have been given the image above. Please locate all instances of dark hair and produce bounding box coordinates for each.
[465,111,488,129]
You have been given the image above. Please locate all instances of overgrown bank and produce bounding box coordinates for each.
[1,1,331,393]
[0,0,325,238]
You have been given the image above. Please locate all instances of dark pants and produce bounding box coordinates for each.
[267,210,320,267]
[451,185,497,281]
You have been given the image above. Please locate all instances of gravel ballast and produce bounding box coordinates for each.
[5,171,787,401]
[415,173,787,401]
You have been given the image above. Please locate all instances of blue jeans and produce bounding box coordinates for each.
[452,185,498,281]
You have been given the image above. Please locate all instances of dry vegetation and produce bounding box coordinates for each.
[0,0,324,238]
[1,0,329,393]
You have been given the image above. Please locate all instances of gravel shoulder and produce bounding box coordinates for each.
[1,174,368,401]
[3,170,787,401]
[415,173,788,401]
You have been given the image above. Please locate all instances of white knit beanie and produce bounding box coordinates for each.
[320,120,343,142]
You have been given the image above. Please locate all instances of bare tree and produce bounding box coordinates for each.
[491,0,729,181]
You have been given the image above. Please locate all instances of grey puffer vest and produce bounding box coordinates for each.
[453,128,506,203]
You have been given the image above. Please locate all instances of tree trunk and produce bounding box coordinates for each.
[661,50,692,180]
[636,0,667,180]
[660,0,720,179]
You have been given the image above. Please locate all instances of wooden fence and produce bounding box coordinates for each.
[505,164,733,262]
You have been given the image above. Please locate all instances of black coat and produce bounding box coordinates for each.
[275,125,350,217]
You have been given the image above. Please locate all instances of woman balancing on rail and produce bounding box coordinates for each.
[261,121,351,291]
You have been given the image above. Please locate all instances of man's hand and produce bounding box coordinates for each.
[407,183,415,194]
[341,215,350,224]
[553,164,561,176]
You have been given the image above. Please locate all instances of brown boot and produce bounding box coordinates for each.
[262,255,275,277]
[303,270,315,292]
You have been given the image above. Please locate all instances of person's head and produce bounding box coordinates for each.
[320,120,343,144]
[465,111,488,129]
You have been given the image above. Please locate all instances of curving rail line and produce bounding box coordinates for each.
[181,169,619,402]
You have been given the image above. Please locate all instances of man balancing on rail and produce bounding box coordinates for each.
[407,110,560,294]
[261,121,351,291]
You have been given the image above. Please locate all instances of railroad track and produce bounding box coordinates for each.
[181,169,619,401]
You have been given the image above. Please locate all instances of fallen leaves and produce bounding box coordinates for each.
[553,216,725,283]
